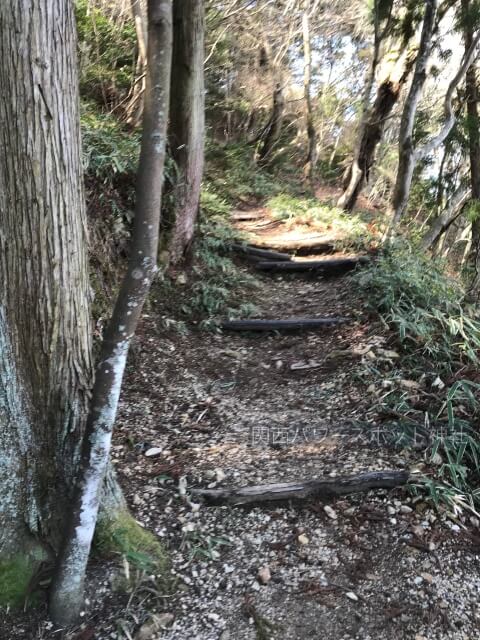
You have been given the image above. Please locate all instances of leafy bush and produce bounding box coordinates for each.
[156,189,259,327]
[204,142,284,204]
[76,0,137,106]
[356,245,480,372]
[187,190,259,321]
[357,245,480,513]
[81,102,140,183]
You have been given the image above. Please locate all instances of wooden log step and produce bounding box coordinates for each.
[231,243,292,262]
[192,470,410,506]
[256,257,368,274]
[231,210,264,221]
[220,317,348,332]
[251,237,336,254]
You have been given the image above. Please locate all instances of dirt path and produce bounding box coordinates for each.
[106,219,480,640]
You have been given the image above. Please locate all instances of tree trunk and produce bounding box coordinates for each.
[50,0,173,624]
[421,183,470,250]
[463,0,480,298]
[338,49,412,212]
[0,0,93,562]
[257,83,285,163]
[167,0,205,266]
[387,1,480,234]
[386,0,437,231]
[123,0,148,127]
[302,2,317,184]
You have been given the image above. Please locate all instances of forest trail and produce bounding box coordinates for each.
[109,206,480,640]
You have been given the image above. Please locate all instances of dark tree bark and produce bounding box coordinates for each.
[257,83,285,163]
[338,50,413,212]
[0,0,93,564]
[192,471,410,506]
[50,0,173,624]
[463,0,480,297]
[167,0,205,266]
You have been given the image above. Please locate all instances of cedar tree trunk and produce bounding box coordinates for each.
[0,0,93,564]
[167,0,205,266]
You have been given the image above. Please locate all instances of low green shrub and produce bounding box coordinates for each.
[356,245,480,372]
[356,244,480,514]
[81,102,140,184]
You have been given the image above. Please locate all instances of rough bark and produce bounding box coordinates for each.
[167,0,205,266]
[0,0,92,558]
[50,0,173,624]
[192,471,410,506]
[302,1,317,184]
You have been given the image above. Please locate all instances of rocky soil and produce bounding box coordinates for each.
[4,228,480,640]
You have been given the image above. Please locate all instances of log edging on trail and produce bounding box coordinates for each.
[256,257,368,274]
[250,238,337,254]
[220,317,349,332]
[191,470,410,506]
[231,243,292,262]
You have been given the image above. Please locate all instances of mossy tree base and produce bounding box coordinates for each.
[0,544,49,609]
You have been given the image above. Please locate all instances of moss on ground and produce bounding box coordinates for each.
[95,510,170,575]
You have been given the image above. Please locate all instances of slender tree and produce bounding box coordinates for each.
[387,0,480,235]
[50,0,173,623]
[302,0,317,184]
[167,0,205,266]
[256,83,286,163]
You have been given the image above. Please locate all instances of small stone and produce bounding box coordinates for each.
[298,533,309,545]
[345,591,358,601]
[135,614,174,639]
[400,505,413,514]
[275,360,283,370]
[421,573,434,584]
[387,506,396,516]
[215,468,226,482]
[324,505,337,520]
[257,566,271,585]
[144,447,162,457]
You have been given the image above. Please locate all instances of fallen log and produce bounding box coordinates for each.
[256,257,368,274]
[231,243,292,262]
[192,470,410,506]
[221,317,348,332]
